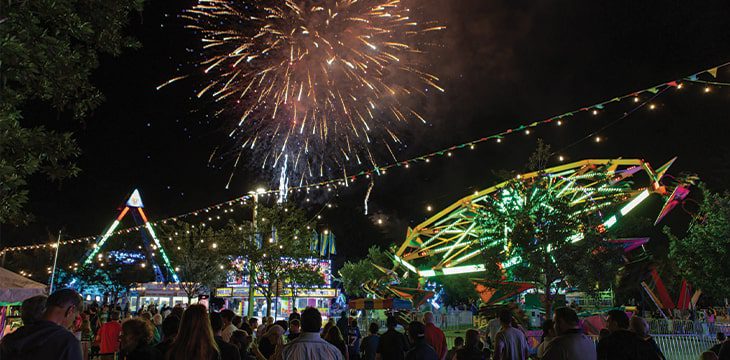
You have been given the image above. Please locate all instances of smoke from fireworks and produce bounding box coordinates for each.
[164,0,444,186]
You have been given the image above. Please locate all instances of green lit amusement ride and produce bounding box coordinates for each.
[382,158,690,289]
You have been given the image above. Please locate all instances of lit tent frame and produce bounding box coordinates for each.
[82,189,180,283]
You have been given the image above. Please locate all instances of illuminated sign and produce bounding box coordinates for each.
[215,288,337,298]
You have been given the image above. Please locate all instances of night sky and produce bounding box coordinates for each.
[6,0,730,272]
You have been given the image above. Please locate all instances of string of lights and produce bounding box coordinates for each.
[2,61,728,257]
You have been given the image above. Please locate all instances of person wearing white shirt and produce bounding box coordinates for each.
[220,309,238,343]
[281,307,344,360]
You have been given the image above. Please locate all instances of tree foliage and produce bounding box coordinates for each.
[435,275,479,307]
[338,245,413,298]
[160,221,236,303]
[0,0,143,224]
[234,204,323,316]
[478,177,624,314]
[339,259,374,298]
[664,185,730,300]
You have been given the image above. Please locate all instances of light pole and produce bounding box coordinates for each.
[247,188,266,318]
[49,229,62,293]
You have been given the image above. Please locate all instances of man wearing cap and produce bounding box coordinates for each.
[406,321,439,360]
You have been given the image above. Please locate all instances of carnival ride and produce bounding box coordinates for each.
[364,158,693,304]
[82,189,179,283]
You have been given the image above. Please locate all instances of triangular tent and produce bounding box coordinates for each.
[82,189,179,282]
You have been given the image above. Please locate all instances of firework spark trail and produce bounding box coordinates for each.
[168,0,444,185]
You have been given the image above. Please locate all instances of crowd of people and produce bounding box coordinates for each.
[2,288,729,360]
[0,288,446,360]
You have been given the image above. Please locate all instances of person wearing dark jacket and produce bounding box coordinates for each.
[455,329,484,360]
[120,318,163,360]
[210,312,242,360]
[543,307,596,360]
[377,316,410,360]
[0,289,83,360]
[405,321,438,360]
[597,310,641,360]
[155,315,180,357]
[629,316,665,360]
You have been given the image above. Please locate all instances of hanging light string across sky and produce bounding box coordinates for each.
[3,61,728,256]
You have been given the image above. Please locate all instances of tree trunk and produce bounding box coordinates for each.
[265,295,272,317]
[543,281,555,319]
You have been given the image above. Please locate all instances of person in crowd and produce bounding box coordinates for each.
[258,324,285,359]
[487,317,502,349]
[597,310,642,360]
[718,340,730,360]
[119,318,162,360]
[152,314,164,337]
[630,316,665,360]
[493,309,528,360]
[166,304,220,360]
[155,314,180,357]
[249,317,259,334]
[88,302,101,335]
[289,308,301,322]
[701,351,719,360]
[360,322,380,360]
[287,319,302,342]
[323,320,336,339]
[598,329,611,342]
[221,309,238,343]
[232,315,243,329]
[240,321,255,340]
[337,311,350,339]
[536,319,555,359]
[541,307,595,360]
[210,312,242,360]
[377,315,410,360]
[171,305,184,320]
[259,316,274,336]
[423,311,448,360]
[710,332,727,355]
[281,307,344,359]
[447,336,464,360]
[140,312,162,345]
[229,330,257,360]
[97,310,123,355]
[0,289,83,360]
[405,320,438,360]
[324,325,350,360]
[347,316,362,360]
[454,329,483,360]
[275,319,289,334]
[20,295,47,325]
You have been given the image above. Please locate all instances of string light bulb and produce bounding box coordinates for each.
[649,104,656,110]
[592,110,598,115]
[558,155,565,162]
[426,205,433,212]
[525,130,531,135]
[595,136,602,143]
[704,87,711,93]
[633,97,640,103]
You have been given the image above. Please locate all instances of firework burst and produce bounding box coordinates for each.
[168,0,444,186]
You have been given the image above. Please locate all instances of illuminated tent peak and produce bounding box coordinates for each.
[82,189,179,283]
[126,189,144,208]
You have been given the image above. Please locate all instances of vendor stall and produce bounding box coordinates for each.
[0,267,47,338]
